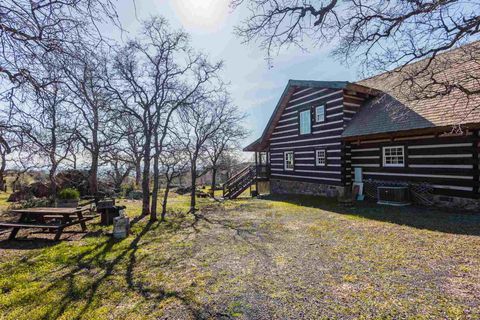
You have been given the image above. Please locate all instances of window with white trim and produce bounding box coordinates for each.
[299,110,311,135]
[284,151,294,170]
[315,105,325,122]
[383,146,405,167]
[315,149,327,166]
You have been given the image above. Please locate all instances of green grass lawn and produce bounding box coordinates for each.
[0,192,479,319]
[0,192,11,213]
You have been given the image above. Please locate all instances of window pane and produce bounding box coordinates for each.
[316,149,326,166]
[299,110,311,134]
[383,146,404,167]
[285,152,294,169]
[316,105,325,122]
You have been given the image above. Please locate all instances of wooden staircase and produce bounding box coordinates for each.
[223,165,256,199]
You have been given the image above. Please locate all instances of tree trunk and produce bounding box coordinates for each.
[49,123,58,198]
[89,150,99,197]
[114,180,123,193]
[0,152,6,192]
[179,175,184,187]
[190,161,196,213]
[72,152,77,170]
[113,164,123,192]
[89,109,100,197]
[161,182,170,222]
[150,130,159,222]
[49,163,58,199]
[141,130,151,216]
[135,159,141,188]
[211,167,217,196]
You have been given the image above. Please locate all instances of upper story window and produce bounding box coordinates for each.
[299,109,311,135]
[383,146,405,167]
[315,149,327,166]
[315,105,325,123]
[284,151,294,170]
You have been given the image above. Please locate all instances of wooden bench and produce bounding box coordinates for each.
[0,216,95,241]
[0,215,95,241]
[1,207,97,241]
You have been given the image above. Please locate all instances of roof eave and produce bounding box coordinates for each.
[346,83,382,96]
[243,138,265,152]
[342,123,480,141]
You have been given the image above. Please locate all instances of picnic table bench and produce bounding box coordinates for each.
[0,205,96,241]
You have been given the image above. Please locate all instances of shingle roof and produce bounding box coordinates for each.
[343,41,480,138]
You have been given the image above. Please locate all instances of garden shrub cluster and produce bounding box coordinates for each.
[57,188,80,200]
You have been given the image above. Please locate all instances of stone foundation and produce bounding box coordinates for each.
[270,178,345,198]
[270,178,480,211]
[362,179,480,211]
[432,195,480,211]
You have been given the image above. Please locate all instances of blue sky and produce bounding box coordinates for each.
[111,0,360,146]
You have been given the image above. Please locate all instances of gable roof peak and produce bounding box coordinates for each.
[244,80,369,151]
[287,79,350,89]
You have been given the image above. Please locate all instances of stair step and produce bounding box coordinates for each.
[223,168,256,199]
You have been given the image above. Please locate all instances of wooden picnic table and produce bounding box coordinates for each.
[1,206,95,241]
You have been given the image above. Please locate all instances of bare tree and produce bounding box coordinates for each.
[9,155,40,192]
[158,140,189,221]
[66,140,84,171]
[218,150,245,182]
[108,16,222,221]
[120,117,144,188]
[63,48,118,196]
[1,1,120,196]
[233,0,480,103]
[102,147,133,193]
[11,81,75,197]
[205,107,248,195]
[0,125,13,191]
[174,93,240,213]
[0,0,118,91]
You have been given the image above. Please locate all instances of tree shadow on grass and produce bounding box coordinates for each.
[0,237,59,250]
[0,226,106,250]
[262,194,480,236]
[0,213,234,320]
[64,219,211,319]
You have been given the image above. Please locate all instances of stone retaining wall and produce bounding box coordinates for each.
[270,178,480,211]
[270,178,345,198]
[432,195,480,211]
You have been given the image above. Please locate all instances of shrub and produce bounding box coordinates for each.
[57,188,80,200]
[56,169,89,195]
[127,190,143,200]
[122,183,136,198]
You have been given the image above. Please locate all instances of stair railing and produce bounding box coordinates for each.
[223,165,256,198]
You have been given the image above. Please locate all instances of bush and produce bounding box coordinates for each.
[56,169,89,195]
[57,188,80,200]
[122,183,136,198]
[127,190,143,200]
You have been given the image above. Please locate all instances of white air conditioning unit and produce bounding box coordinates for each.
[377,186,411,206]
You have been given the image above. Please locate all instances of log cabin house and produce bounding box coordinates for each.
[230,42,480,210]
